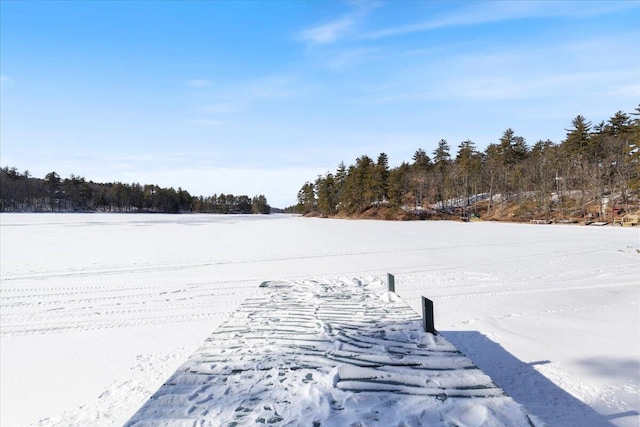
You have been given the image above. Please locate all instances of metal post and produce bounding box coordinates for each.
[387,273,395,293]
[422,296,436,334]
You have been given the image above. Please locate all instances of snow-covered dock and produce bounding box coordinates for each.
[125,277,540,426]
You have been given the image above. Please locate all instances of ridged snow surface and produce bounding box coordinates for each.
[126,278,539,427]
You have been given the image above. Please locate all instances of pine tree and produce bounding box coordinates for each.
[251,195,270,214]
[297,182,315,214]
[563,116,593,216]
[412,149,431,170]
[455,140,480,207]
[45,171,61,211]
[374,153,390,203]
[355,155,376,210]
[315,174,338,216]
[388,162,410,207]
[432,140,451,210]
[409,149,432,207]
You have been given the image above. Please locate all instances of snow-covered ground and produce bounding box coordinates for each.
[1,213,638,426]
[126,277,540,426]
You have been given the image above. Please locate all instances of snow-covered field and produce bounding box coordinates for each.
[1,213,638,426]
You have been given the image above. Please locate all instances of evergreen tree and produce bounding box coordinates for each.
[297,182,315,214]
[564,115,593,162]
[388,162,410,207]
[455,140,480,207]
[374,153,390,202]
[342,155,376,212]
[563,116,593,215]
[412,149,431,170]
[251,195,271,214]
[315,173,338,216]
[45,171,62,211]
[409,149,432,207]
[432,139,451,210]
[497,129,528,203]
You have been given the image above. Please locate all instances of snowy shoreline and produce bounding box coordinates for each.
[1,213,638,426]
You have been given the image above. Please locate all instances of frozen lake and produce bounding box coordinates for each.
[1,213,638,426]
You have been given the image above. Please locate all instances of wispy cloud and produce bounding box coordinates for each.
[299,17,354,45]
[373,65,639,105]
[324,47,381,69]
[360,41,640,113]
[185,74,299,127]
[297,1,380,45]
[362,1,640,40]
[184,118,226,127]
[197,103,237,114]
[605,83,640,98]
[219,74,299,108]
[187,79,212,87]
[1,75,12,84]
[246,74,298,100]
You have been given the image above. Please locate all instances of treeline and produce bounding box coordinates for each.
[0,170,271,214]
[297,107,640,221]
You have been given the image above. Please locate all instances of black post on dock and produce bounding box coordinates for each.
[422,296,436,334]
[387,273,395,293]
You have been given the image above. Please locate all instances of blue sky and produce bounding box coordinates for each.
[1,1,639,207]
